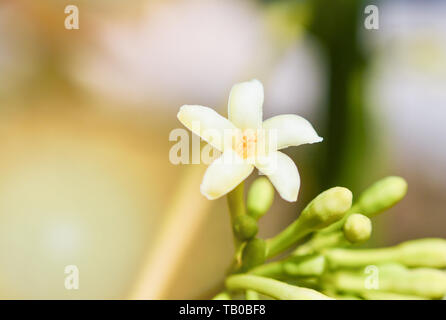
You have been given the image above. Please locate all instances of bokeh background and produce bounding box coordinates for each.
[0,0,445,299]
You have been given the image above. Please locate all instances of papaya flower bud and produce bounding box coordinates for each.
[325,238,446,269]
[360,291,427,300]
[212,292,231,300]
[301,187,353,229]
[247,177,274,219]
[293,231,347,256]
[343,213,372,244]
[353,176,408,218]
[225,274,333,300]
[397,238,446,268]
[324,264,446,299]
[320,176,407,234]
[294,214,371,256]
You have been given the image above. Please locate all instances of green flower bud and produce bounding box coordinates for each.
[354,176,407,218]
[265,187,352,258]
[319,177,407,234]
[247,177,274,219]
[225,274,333,300]
[324,264,446,299]
[249,260,284,279]
[301,187,353,229]
[241,238,267,271]
[397,238,446,268]
[233,215,258,241]
[343,213,372,243]
[325,238,446,269]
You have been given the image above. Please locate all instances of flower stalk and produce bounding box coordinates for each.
[293,231,347,256]
[245,290,260,300]
[322,264,446,299]
[225,274,333,300]
[250,254,326,279]
[247,177,274,219]
[265,187,352,258]
[324,238,446,269]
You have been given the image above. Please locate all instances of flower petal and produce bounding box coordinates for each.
[255,151,300,202]
[228,79,264,129]
[201,150,254,200]
[262,114,323,150]
[178,105,237,151]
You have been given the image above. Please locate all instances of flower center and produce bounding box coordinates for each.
[234,129,258,159]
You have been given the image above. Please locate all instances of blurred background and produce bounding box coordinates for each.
[0,0,445,299]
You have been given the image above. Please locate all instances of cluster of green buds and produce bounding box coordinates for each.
[214,176,446,300]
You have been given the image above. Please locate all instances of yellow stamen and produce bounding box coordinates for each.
[234,129,258,159]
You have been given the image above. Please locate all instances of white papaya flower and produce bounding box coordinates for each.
[177,79,322,202]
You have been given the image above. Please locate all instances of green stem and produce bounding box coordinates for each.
[245,290,259,300]
[265,187,352,259]
[322,265,446,299]
[225,274,333,300]
[316,204,359,234]
[325,246,396,268]
[250,254,325,278]
[294,231,347,256]
[265,219,312,259]
[227,182,246,267]
[227,182,246,222]
[360,291,427,300]
[325,238,446,269]
[249,261,285,279]
[212,291,232,300]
